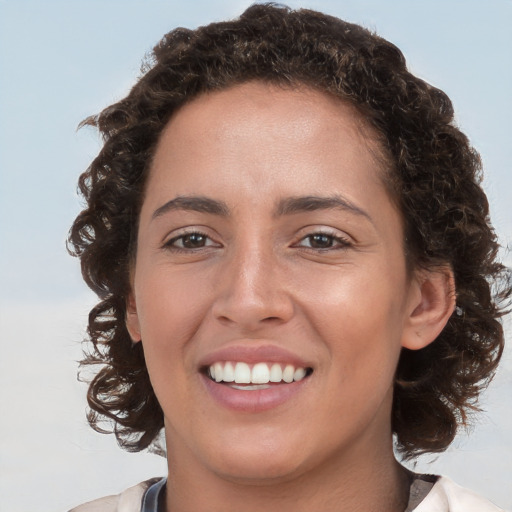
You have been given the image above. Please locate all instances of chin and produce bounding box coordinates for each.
[215,454,305,485]
[204,429,311,484]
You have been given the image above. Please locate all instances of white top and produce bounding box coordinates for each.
[414,476,506,511]
[69,475,508,511]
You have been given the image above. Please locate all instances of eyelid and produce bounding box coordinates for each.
[293,226,353,250]
[162,227,221,250]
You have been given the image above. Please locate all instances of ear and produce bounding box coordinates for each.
[401,266,456,350]
[126,292,142,343]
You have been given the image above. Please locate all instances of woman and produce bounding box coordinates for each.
[68,4,510,511]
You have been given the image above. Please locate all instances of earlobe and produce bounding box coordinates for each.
[126,293,142,343]
[401,266,456,351]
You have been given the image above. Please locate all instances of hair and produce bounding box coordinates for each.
[68,3,510,458]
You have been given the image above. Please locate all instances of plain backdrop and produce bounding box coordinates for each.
[0,1,511,510]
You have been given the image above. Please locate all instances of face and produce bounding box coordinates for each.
[127,82,423,483]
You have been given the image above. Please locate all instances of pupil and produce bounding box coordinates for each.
[184,234,205,248]
[311,234,332,248]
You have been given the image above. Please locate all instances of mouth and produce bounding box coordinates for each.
[198,345,315,411]
[202,361,314,390]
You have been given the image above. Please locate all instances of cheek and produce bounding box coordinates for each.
[134,268,215,389]
[135,277,212,421]
[136,264,212,335]
[296,259,406,329]
[295,262,406,379]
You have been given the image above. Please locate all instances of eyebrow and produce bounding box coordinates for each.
[151,194,372,223]
[152,196,230,219]
[274,195,373,222]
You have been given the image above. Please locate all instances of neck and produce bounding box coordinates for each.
[164,432,410,512]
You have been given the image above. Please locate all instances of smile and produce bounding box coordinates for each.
[208,361,311,387]
[201,358,313,411]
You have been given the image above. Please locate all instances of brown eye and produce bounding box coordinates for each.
[181,233,207,248]
[307,234,335,249]
[165,231,218,251]
[297,232,351,250]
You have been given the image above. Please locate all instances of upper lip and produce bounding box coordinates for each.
[198,343,313,369]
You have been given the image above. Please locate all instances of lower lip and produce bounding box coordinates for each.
[201,374,310,412]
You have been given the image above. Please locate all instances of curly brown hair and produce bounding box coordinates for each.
[68,3,510,458]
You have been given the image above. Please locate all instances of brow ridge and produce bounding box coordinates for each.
[152,196,230,219]
[274,195,371,221]
[152,194,371,223]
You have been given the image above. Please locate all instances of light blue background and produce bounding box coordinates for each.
[0,1,511,510]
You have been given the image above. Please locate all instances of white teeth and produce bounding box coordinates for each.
[231,384,272,391]
[207,361,309,385]
[214,362,224,383]
[269,363,283,382]
[282,364,295,383]
[234,362,251,384]
[251,363,270,384]
[293,367,306,381]
[223,362,235,382]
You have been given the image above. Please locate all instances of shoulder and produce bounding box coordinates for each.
[414,476,506,512]
[68,478,162,512]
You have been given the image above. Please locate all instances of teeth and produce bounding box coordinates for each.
[282,364,294,383]
[207,361,309,385]
[232,384,272,390]
[251,363,270,384]
[214,362,223,383]
[270,363,282,382]
[223,362,235,382]
[293,367,306,381]
[234,362,251,384]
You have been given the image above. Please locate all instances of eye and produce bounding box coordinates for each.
[297,232,350,250]
[164,231,218,251]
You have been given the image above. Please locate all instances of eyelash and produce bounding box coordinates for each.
[163,230,217,252]
[295,231,351,251]
[163,229,351,253]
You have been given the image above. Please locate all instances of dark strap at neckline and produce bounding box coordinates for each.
[141,472,438,511]
[141,478,166,512]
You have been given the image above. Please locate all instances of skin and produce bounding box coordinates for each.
[127,82,454,512]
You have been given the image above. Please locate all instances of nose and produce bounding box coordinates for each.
[212,242,294,331]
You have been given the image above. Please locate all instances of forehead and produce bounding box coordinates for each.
[163,82,381,154]
[148,81,390,196]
